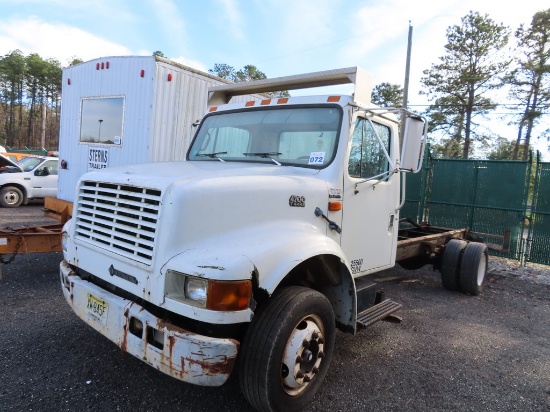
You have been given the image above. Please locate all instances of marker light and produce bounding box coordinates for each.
[165,270,252,311]
[328,201,342,211]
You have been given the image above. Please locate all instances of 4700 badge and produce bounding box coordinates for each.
[86,292,109,325]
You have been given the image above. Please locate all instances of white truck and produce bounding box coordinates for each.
[0,154,59,207]
[59,67,491,411]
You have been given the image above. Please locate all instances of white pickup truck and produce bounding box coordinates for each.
[59,67,490,411]
[0,154,59,207]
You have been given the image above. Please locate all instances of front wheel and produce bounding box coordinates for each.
[239,286,335,412]
[0,186,24,208]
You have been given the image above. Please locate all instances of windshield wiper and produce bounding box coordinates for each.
[243,152,282,166]
[196,151,227,162]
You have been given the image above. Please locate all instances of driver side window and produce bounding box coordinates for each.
[348,118,391,179]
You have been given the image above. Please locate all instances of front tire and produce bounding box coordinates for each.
[239,286,335,412]
[0,186,24,208]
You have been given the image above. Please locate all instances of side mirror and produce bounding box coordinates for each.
[35,167,50,176]
[400,114,427,173]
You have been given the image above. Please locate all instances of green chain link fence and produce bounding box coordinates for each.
[526,153,550,265]
[403,147,533,261]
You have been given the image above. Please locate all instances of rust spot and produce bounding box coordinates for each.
[167,334,176,362]
[185,355,236,376]
[157,320,188,334]
[120,314,130,353]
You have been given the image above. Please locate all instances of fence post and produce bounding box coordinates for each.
[418,144,430,223]
[524,151,539,265]
[469,160,480,231]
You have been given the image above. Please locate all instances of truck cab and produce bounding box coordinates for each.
[59,67,428,411]
[0,154,59,207]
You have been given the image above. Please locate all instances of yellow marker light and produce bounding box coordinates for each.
[327,96,341,102]
[261,99,271,105]
[277,98,289,104]
[209,106,218,112]
[328,201,342,211]
[245,101,255,107]
[207,280,252,311]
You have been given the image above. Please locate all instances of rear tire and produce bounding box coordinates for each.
[440,239,467,291]
[459,242,488,295]
[239,286,335,412]
[0,186,24,208]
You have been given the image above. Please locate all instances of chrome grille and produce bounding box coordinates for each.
[75,181,162,265]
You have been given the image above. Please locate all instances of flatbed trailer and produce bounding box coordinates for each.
[0,197,71,278]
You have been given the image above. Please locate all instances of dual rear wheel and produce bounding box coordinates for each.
[441,239,488,295]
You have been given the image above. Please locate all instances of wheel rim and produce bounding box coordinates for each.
[3,190,19,205]
[281,315,325,396]
[477,254,487,286]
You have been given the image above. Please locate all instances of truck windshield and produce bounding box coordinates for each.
[17,157,43,172]
[188,106,342,168]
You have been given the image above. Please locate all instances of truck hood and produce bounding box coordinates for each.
[82,160,322,189]
[0,153,23,172]
[78,160,331,258]
[72,161,337,309]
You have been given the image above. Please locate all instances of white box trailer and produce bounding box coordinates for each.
[57,55,257,202]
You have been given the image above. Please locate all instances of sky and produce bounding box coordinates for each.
[1,0,549,157]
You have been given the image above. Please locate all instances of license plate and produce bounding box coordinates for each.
[86,292,109,325]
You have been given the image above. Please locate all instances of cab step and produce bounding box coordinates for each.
[357,299,402,328]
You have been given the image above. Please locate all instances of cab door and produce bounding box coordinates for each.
[30,159,58,198]
[340,115,400,275]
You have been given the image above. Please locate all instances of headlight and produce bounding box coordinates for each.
[184,277,208,306]
[165,270,252,311]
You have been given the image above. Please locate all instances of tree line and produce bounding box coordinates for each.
[0,51,66,150]
[371,10,550,160]
[1,9,548,160]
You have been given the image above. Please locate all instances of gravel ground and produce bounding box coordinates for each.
[1,204,549,411]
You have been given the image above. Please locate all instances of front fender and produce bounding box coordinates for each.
[167,221,357,331]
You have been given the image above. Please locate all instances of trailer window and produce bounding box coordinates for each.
[80,97,124,145]
[188,106,342,168]
[348,118,391,179]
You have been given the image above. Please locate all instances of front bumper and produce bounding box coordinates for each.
[60,260,239,386]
